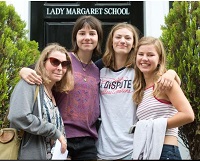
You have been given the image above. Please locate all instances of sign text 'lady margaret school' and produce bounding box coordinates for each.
[45,6,131,17]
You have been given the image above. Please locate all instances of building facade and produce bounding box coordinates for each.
[6,1,169,52]
[6,0,191,159]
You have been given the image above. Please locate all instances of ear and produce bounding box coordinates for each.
[158,58,161,64]
[157,59,161,67]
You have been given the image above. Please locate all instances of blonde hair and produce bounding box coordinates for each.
[102,23,139,69]
[133,36,167,104]
[34,43,74,93]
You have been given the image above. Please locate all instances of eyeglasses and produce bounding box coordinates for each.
[47,57,71,69]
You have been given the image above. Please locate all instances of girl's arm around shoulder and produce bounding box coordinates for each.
[158,69,181,90]
[19,67,42,85]
[167,69,181,86]
[164,81,194,129]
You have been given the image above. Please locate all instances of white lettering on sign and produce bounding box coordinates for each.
[66,8,103,15]
[46,7,130,16]
[104,8,130,15]
[47,8,66,15]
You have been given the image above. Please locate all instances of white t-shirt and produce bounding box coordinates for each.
[95,60,138,160]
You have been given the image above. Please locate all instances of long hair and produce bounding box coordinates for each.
[70,15,103,60]
[34,43,74,93]
[102,23,139,69]
[133,36,167,104]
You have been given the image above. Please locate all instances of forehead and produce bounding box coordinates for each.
[49,50,66,59]
[114,28,133,36]
[138,44,158,53]
[78,24,96,32]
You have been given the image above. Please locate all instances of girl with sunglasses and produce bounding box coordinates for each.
[19,19,180,160]
[8,43,74,160]
[19,16,103,160]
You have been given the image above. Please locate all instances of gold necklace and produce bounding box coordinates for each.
[76,54,91,82]
[76,54,91,72]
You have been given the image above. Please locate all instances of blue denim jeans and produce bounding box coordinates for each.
[160,144,182,160]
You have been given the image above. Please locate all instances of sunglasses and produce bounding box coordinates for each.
[47,57,71,69]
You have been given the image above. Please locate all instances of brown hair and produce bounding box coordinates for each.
[102,23,139,69]
[70,15,103,60]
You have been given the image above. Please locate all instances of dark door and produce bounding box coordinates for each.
[31,1,144,61]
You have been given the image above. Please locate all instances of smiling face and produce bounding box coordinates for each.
[112,28,134,56]
[45,51,67,84]
[136,44,160,76]
[76,25,98,54]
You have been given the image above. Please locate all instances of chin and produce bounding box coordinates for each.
[139,69,149,74]
[53,77,62,82]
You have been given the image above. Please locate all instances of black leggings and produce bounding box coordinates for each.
[67,136,97,160]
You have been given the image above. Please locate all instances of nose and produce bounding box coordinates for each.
[120,37,125,43]
[142,55,148,61]
[57,63,63,70]
[84,33,90,40]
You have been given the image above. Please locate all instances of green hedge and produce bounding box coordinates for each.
[160,1,200,159]
[0,2,40,127]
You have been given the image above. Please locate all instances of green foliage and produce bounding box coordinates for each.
[0,2,40,126]
[160,1,200,159]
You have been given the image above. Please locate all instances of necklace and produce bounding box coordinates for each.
[76,54,91,82]
[44,85,53,101]
[76,54,91,72]
[44,85,57,106]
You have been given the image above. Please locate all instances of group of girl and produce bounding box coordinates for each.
[8,15,194,160]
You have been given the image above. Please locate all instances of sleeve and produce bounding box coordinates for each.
[8,80,61,140]
[95,58,104,70]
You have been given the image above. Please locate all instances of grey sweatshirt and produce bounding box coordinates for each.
[8,79,62,160]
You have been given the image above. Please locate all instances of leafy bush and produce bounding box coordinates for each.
[160,1,200,159]
[0,2,40,127]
